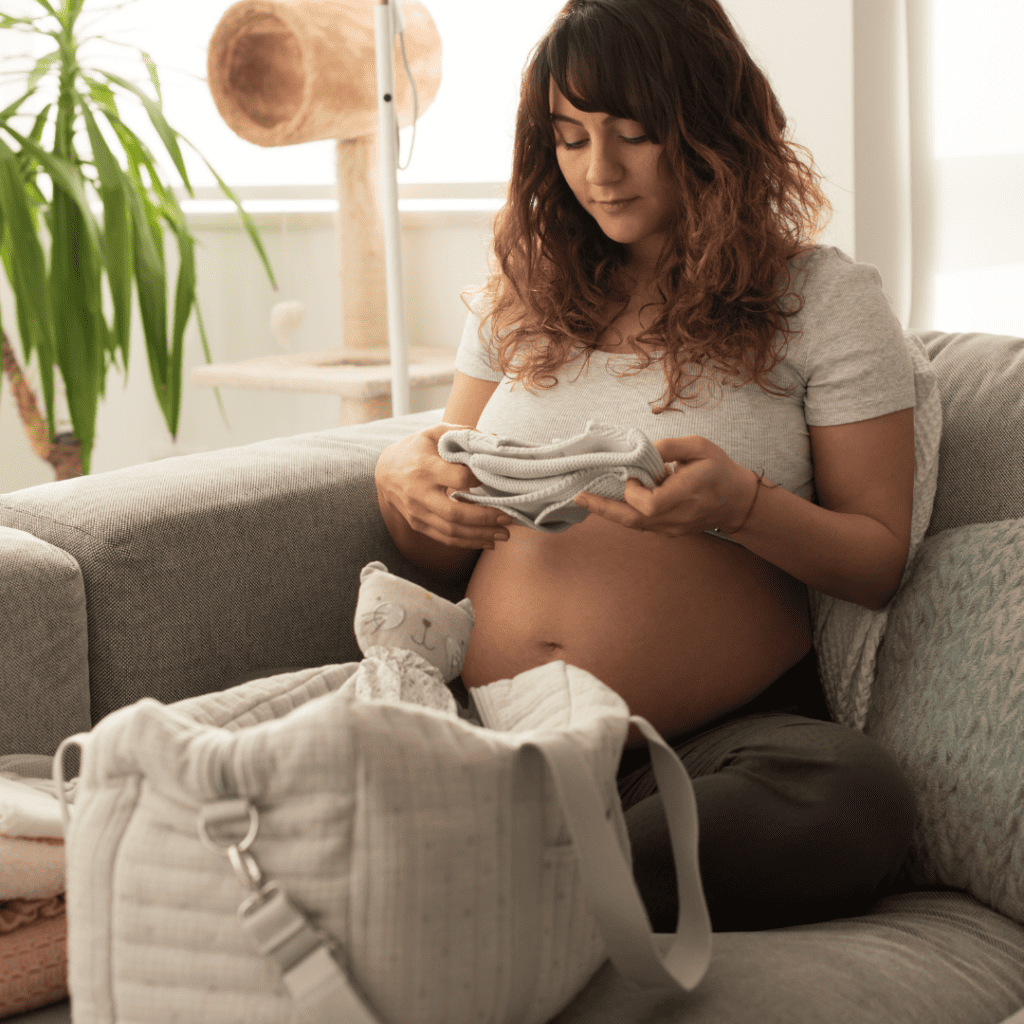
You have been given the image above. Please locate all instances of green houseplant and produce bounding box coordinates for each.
[0,0,277,479]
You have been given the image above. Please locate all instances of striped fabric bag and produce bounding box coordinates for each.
[54,658,711,1023]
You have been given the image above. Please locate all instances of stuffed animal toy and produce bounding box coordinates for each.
[344,560,475,717]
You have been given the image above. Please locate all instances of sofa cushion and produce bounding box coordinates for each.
[552,890,1024,1024]
[0,527,90,757]
[919,330,1024,536]
[0,410,462,726]
[866,517,1024,924]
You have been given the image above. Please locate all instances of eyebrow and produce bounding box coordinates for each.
[549,112,624,127]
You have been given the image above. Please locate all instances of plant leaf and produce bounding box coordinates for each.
[192,296,230,430]
[0,133,57,437]
[3,122,102,256]
[16,102,51,192]
[139,50,161,104]
[97,69,193,198]
[0,14,41,28]
[85,77,117,118]
[81,103,133,372]
[90,100,173,426]
[167,226,195,435]
[27,49,60,92]
[49,183,103,472]
[0,86,38,126]
[181,137,279,291]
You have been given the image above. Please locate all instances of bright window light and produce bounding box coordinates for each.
[933,0,1024,158]
[933,264,1024,336]
[0,0,566,189]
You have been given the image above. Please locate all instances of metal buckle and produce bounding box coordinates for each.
[238,879,284,921]
[197,799,259,853]
[198,799,264,891]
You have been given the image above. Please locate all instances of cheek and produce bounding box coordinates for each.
[556,151,585,195]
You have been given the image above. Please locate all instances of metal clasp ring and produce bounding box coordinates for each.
[198,800,264,891]
[197,799,259,854]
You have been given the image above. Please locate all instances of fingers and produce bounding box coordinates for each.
[416,504,513,549]
[575,491,646,530]
[443,462,482,493]
[384,425,512,547]
[400,484,510,549]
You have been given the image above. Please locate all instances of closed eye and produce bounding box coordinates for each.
[562,135,650,150]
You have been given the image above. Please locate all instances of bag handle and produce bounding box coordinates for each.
[52,732,89,834]
[526,715,712,994]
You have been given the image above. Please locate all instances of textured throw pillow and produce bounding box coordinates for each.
[866,517,1024,923]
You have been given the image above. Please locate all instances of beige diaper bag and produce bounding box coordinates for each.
[54,659,711,1023]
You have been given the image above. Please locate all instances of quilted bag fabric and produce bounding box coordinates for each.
[55,660,711,1024]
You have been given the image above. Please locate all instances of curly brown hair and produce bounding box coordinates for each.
[465,0,833,413]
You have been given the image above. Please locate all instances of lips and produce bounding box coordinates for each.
[595,197,638,205]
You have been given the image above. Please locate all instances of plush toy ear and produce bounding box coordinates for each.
[456,597,474,622]
[360,560,389,583]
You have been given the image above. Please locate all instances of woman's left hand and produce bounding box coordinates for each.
[573,435,758,537]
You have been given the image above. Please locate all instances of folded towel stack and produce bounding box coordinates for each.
[438,419,668,533]
[0,764,72,1020]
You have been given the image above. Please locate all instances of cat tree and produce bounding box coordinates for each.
[204,0,447,422]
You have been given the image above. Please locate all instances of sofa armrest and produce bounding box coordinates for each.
[0,527,91,756]
[0,410,474,725]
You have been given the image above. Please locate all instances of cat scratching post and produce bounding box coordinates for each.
[207,0,442,354]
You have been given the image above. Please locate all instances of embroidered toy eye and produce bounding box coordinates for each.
[363,602,405,632]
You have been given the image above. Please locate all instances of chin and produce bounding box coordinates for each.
[592,220,643,244]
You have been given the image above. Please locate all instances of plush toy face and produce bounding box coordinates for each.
[354,561,474,683]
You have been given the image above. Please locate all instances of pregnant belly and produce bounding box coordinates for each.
[459,515,812,742]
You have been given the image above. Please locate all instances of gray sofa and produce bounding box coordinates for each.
[2,328,1023,1024]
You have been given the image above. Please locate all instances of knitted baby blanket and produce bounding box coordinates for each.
[438,419,667,533]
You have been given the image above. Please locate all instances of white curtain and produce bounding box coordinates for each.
[853,0,1024,337]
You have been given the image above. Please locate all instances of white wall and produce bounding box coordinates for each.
[0,0,854,493]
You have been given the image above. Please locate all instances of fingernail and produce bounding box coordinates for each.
[495,531,509,542]
[497,515,513,525]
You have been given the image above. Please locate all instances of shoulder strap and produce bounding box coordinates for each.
[526,715,712,994]
[237,882,380,1024]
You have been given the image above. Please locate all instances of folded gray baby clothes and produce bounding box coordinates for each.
[437,419,668,532]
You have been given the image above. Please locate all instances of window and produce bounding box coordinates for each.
[0,0,567,192]
[931,0,1024,335]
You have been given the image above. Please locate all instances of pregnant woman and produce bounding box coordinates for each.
[375,0,916,933]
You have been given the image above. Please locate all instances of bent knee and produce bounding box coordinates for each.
[743,722,916,883]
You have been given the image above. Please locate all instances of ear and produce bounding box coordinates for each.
[456,597,474,622]
[360,560,389,583]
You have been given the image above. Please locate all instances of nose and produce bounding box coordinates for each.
[585,138,625,187]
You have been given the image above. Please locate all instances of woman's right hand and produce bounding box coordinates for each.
[375,422,513,550]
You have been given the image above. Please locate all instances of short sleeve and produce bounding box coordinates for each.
[454,300,505,383]
[800,249,916,427]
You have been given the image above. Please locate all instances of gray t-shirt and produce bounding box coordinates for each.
[454,245,916,543]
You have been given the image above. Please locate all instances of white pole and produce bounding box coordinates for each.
[374,0,411,417]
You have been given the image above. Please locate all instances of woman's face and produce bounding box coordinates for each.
[549,79,677,275]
